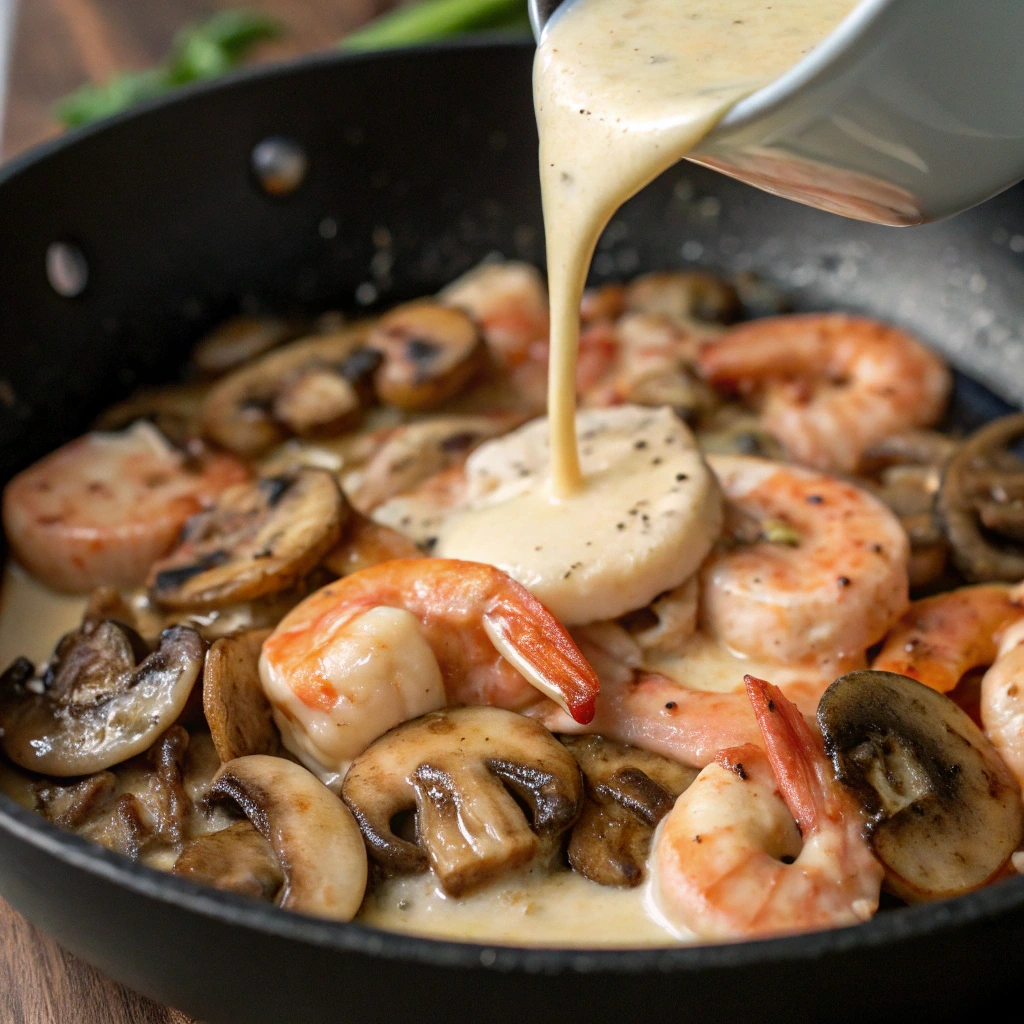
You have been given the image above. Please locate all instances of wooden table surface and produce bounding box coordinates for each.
[0,6,389,1019]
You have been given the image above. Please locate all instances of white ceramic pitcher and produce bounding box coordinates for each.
[530,0,1024,226]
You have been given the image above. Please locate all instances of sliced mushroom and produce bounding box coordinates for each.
[93,383,210,446]
[210,755,367,921]
[697,410,786,460]
[201,327,378,456]
[625,271,739,326]
[817,669,1024,902]
[0,621,204,776]
[202,629,277,762]
[342,706,583,897]
[173,820,284,900]
[192,315,302,377]
[343,413,522,512]
[366,301,486,410]
[561,736,696,888]
[938,414,1024,581]
[732,271,793,319]
[35,772,118,830]
[321,511,422,577]
[148,469,345,610]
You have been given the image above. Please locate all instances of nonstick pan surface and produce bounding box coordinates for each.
[2,41,1024,1024]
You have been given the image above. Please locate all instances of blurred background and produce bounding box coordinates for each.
[0,0,531,159]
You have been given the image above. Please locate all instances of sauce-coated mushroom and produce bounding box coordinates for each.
[210,755,368,921]
[817,669,1024,902]
[0,621,204,776]
[563,735,697,887]
[342,706,584,896]
[148,469,345,610]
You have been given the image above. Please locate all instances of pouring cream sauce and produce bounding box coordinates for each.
[535,0,857,496]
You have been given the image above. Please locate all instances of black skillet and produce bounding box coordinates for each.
[2,41,1024,1024]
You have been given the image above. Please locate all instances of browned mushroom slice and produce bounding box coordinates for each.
[367,301,486,411]
[0,621,204,776]
[732,271,793,319]
[93,382,210,446]
[35,772,118,830]
[148,469,345,610]
[321,512,423,577]
[562,736,697,888]
[697,411,786,460]
[192,315,302,377]
[937,414,1024,581]
[818,669,1024,902]
[625,271,739,325]
[201,327,377,456]
[345,413,523,512]
[211,755,367,920]
[203,629,278,762]
[342,706,583,897]
[272,369,365,438]
[173,820,285,900]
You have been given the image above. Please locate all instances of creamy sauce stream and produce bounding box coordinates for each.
[535,0,857,495]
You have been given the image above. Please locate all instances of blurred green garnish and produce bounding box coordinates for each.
[341,0,530,52]
[55,9,283,129]
[54,1,533,129]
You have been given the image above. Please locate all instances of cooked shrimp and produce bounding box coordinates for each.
[701,455,909,669]
[651,676,883,940]
[699,315,951,473]
[981,618,1024,790]
[873,584,1024,692]
[2,422,248,592]
[531,621,829,769]
[260,559,600,779]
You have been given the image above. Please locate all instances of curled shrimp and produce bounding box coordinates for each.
[699,314,951,474]
[981,618,1024,790]
[651,675,883,940]
[873,584,1024,692]
[701,455,909,669]
[532,621,830,769]
[261,558,600,780]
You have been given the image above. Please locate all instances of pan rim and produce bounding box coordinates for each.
[2,37,1024,977]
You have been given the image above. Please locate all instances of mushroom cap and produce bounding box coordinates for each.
[174,820,285,901]
[562,736,697,888]
[211,755,367,921]
[192,315,301,377]
[0,621,205,776]
[818,669,1024,902]
[148,469,345,610]
[202,629,278,762]
[200,326,377,457]
[367,301,486,411]
[938,414,1024,582]
[342,706,583,897]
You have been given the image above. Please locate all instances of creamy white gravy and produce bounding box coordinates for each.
[535,0,857,494]
[361,860,690,947]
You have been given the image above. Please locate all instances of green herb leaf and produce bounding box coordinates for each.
[341,0,529,52]
[54,8,283,129]
[54,69,170,129]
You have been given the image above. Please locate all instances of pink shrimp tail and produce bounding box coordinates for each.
[485,591,599,725]
[744,674,832,835]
